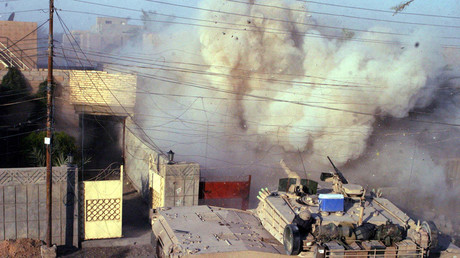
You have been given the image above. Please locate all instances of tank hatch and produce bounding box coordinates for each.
[152,205,286,256]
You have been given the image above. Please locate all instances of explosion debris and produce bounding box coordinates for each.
[128,0,459,238]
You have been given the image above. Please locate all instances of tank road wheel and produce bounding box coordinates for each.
[422,221,439,250]
[283,224,302,255]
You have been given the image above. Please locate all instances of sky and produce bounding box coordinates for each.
[0,0,459,46]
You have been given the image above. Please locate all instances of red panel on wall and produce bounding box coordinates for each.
[199,175,251,210]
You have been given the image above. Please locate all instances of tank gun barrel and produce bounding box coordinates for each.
[280,159,300,179]
[327,156,348,184]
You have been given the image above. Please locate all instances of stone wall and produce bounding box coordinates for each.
[124,118,161,201]
[69,70,136,112]
[0,166,78,246]
[0,68,137,138]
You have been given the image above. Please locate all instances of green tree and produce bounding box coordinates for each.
[0,67,28,92]
[22,131,77,166]
[0,67,30,108]
[28,80,53,122]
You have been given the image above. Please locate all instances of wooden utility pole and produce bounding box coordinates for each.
[46,0,54,247]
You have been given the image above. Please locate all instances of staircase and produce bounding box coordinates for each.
[0,36,37,70]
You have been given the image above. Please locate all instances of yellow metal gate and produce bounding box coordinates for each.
[82,166,123,240]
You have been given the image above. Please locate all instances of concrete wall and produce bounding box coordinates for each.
[0,166,78,246]
[124,118,160,201]
[150,160,200,208]
[0,21,37,68]
[124,118,201,207]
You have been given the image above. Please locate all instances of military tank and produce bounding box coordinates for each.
[255,158,441,257]
[151,157,459,257]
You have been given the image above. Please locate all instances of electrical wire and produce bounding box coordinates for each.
[54,52,384,93]
[56,8,460,50]
[0,19,49,53]
[35,50,458,129]
[0,97,45,107]
[72,0,415,39]
[0,128,45,140]
[58,8,408,47]
[35,6,456,172]
[295,0,460,20]
[0,9,46,15]
[55,46,379,89]
[198,0,460,29]
[56,10,167,156]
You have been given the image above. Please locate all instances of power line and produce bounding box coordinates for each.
[0,9,46,15]
[53,47,458,97]
[143,0,460,30]
[56,46,379,88]
[0,128,45,140]
[49,8,460,161]
[0,19,49,53]
[46,76,456,155]
[296,0,460,20]
[53,54,384,110]
[61,46,455,97]
[222,0,460,29]
[53,24,127,178]
[58,8,405,47]
[55,10,167,156]
[55,50,383,92]
[106,65,460,127]
[0,89,35,97]
[0,97,45,107]
[57,8,460,49]
[72,0,414,39]
[46,74,460,137]
[52,49,460,128]
[53,112,453,147]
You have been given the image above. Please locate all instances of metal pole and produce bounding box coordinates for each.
[46,0,54,247]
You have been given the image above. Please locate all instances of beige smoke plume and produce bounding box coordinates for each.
[129,0,457,236]
[197,0,445,165]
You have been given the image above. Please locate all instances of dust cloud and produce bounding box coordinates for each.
[125,0,459,238]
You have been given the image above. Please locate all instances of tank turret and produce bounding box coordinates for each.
[150,157,457,257]
[256,157,443,257]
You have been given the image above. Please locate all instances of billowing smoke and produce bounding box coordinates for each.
[125,0,459,239]
[197,0,445,165]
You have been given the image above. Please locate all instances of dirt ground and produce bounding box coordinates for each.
[0,238,43,258]
[58,245,155,258]
[0,240,155,258]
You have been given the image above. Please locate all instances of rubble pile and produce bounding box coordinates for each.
[0,238,43,258]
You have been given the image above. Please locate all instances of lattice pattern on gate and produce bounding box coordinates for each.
[85,198,121,222]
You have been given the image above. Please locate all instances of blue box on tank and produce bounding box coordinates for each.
[319,194,344,212]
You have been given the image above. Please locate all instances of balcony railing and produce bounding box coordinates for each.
[0,36,37,70]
